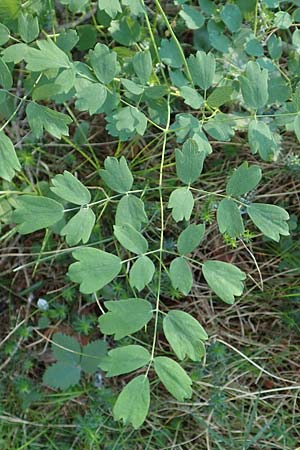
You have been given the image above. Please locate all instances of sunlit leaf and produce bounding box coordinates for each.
[26,103,72,139]
[68,248,122,294]
[0,131,21,181]
[188,51,215,90]
[51,171,91,205]
[100,345,150,377]
[115,195,148,230]
[100,156,133,193]
[247,203,289,242]
[177,223,205,255]
[175,138,205,185]
[202,260,246,304]
[98,298,153,339]
[217,198,244,238]
[154,357,192,401]
[113,375,150,429]
[11,196,64,234]
[169,257,193,295]
[163,310,207,361]
[168,187,194,222]
[114,223,148,254]
[240,61,269,110]
[61,207,95,246]
[129,255,155,291]
[226,162,262,197]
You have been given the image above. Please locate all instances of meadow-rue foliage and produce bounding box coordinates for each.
[0,0,296,431]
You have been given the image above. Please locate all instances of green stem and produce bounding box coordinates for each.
[153,0,193,84]
[141,0,169,86]
[146,94,171,376]
[0,73,42,133]
[254,0,259,37]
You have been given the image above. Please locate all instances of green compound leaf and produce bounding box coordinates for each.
[54,67,76,94]
[115,195,148,230]
[159,38,183,68]
[121,78,144,95]
[180,86,204,110]
[2,43,29,64]
[247,203,290,242]
[171,113,210,147]
[274,11,292,29]
[187,51,215,90]
[163,310,208,361]
[132,50,152,84]
[100,156,133,193]
[26,103,72,139]
[61,207,95,246]
[179,5,205,30]
[113,375,150,429]
[207,85,233,108]
[18,12,39,43]
[122,0,145,16]
[109,16,141,46]
[267,34,282,59]
[204,113,235,142]
[168,187,194,222]
[75,82,107,115]
[294,114,300,142]
[209,30,231,54]
[43,362,81,391]
[52,333,81,364]
[24,38,71,71]
[175,138,205,185]
[68,248,122,294]
[177,223,205,255]
[169,257,193,296]
[89,43,119,84]
[226,162,262,197]
[0,0,21,21]
[217,198,244,238]
[240,61,269,110]
[171,112,202,140]
[106,106,147,139]
[193,129,212,156]
[51,171,91,205]
[99,0,122,18]
[245,37,264,57]
[0,57,13,89]
[202,260,246,305]
[0,130,21,181]
[198,0,216,15]
[32,82,63,101]
[81,340,108,374]
[154,357,192,402]
[0,23,9,45]
[11,195,64,234]
[220,4,242,33]
[61,0,89,14]
[57,29,79,51]
[248,120,277,161]
[268,77,291,104]
[114,224,148,255]
[98,298,153,340]
[100,345,150,377]
[292,29,300,50]
[129,255,155,291]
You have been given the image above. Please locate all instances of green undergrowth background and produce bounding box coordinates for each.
[0,0,300,448]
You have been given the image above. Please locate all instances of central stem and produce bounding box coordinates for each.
[146,95,171,375]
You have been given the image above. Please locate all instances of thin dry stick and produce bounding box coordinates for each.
[216,338,297,385]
